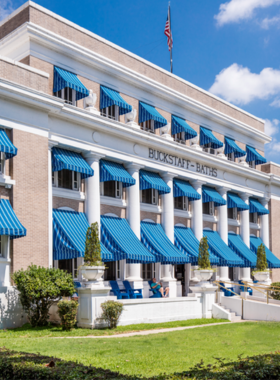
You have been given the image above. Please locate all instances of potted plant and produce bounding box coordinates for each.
[81,222,105,282]
[252,243,270,282]
[194,236,214,283]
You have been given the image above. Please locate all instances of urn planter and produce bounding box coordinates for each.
[254,271,270,282]
[194,269,214,282]
[81,266,105,282]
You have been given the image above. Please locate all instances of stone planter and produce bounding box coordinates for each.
[81,266,105,282]
[254,271,270,282]
[194,269,214,282]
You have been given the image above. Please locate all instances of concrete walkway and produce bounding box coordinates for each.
[55,320,254,339]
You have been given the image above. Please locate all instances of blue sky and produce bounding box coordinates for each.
[1,0,280,163]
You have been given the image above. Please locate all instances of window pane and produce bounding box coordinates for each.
[58,171,63,187]
[52,172,55,186]
[174,196,184,210]
[104,181,116,197]
[228,208,233,219]
[203,202,210,214]
[61,169,72,189]
[142,189,152,204]
[58,259,73,276]
[104,262,116,281]
[73,172,78,190]
[73,258,78,278]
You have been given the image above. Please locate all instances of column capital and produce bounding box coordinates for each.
[83,151,105,164]
[48,140,58,150]
[216,185,231,197]
[161,172,176,182]
[260,197,270,206]
[190,179,205,190]
[124,162,144,173]
[239,192,251,202]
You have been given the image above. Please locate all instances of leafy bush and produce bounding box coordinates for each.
[198,236,211,269]
[12,265,75,327]
[256,243,268,272]
[270,282,280,301]
[100,300,124,329]
[84,222,103,266]
[57,300,79,331]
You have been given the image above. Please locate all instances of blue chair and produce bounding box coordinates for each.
[123,281,143,299]
[109,281,130,300]
[148,280,162,298]
[219,282,235,297]
[238,280,253,296]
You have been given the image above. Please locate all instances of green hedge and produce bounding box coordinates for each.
[1,348,280,379]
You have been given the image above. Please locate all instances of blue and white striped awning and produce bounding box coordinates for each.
[174,226,220,265]
[200,127,223,149]
[53,67,89,101]
[100,160,136,187]
[0,199,26,239]
[224,137,246,158]
[228,233,257,268]
[171,116,197,140]
[250,236,280,268]
[52,148,94,179]
[141,222,188,264]
[246,146,267,165]
[202,186,226,207]
[249,198,269,215]
[203,230,244,267]
[139,170,170,195]
[0,128,17,159]
[173,179,201,201]
[139,102,167,129]
[53,209,114,261]
[100,86,132,115]
[101,216,155,263]
[227,192,249,211]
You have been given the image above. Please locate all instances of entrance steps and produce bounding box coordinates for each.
[218,303,242,322]
[212,302,242,322]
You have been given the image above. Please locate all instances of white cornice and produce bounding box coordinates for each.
[0,23,270,147]
[0,1,266,125]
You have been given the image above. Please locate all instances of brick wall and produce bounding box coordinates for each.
[140,211,161,224]
[0,7,29,39]
[203,221,217,231]
[101,205,126,218]
[269,198,280,282]
[174,216,191,227]
[228,226,240,234]
[53,197,84,212]
[11,129,49,272]
[261,163,280,177]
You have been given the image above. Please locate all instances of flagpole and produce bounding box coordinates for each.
[169,3,173,73]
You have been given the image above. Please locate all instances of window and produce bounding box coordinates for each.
[104,262,116,281]
[142,263,155,280]
[228,207,238,220]
[173,131,185,144]
[249,161,256,169]
[226,152,235,162]
[141,188,158,205]
[203,201,214,216]
[101,181,122,199]
[0,153,5,174]
[101,105,120,121]
[250,212,258,224]
[54,88,76,106]
[202,143,216,155]
[140,120,154,133]
[116,261,121,280]
[52,170,80,191]
[58,258,78,279]
[174,196,188,211]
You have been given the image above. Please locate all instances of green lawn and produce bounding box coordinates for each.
[1,321,279,377]
[0,318,227,338]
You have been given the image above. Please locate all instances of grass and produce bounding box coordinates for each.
[0,318,227,338]
[1,321,280,377]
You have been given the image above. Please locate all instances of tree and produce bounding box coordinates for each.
[198,236,211,269]
[256,244,268,272]
[12,265,75,327]
[84,222,103,266]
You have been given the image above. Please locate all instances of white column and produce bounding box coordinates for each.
[239,193,251,282]
[260,198,270,248]
[124,163,143,285]
[161,173,177,297]
[190,180,204,241]
[48,141,58,268]
[217,187,229,282]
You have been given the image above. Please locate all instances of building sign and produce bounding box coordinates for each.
[148,148,218,177]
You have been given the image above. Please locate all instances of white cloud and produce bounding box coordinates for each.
[0,0,16,22]
[209,63,280,105]
[265,118,279,136]
[215,0,280,26]
[260,15,280,28]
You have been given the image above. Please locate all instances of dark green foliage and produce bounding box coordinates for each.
[57,300,79,331]
[84,222,102,266]
[100,300,124,329]
[198,236,211,269]
[256,243,268,272]
[270,282,280,301]
[12,265,75,327]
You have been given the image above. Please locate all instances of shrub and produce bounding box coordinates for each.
[100,300,124,329]
[270,282,280,301]
[256,243,268,272]
[57,300,79,331]
[84,222,103,266]
[198,236,211,269]
[12,265,75,327]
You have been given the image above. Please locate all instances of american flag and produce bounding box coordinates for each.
[164,8,173,51]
